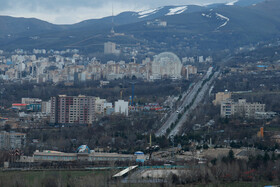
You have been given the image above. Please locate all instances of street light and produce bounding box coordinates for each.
[0,88,5,109]
[170,135,175,159]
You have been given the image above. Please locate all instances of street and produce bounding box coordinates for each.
[155,67,218,137]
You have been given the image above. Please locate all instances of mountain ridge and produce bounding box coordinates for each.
[0,0,278,52]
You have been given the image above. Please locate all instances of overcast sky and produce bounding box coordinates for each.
[0,0,234,24]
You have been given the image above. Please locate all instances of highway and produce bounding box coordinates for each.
[155,67,218,137]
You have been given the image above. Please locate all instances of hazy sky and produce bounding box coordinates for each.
[0,0,234,24]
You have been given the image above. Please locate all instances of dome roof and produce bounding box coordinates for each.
[77,145,90,153]
[134,151,144,155]
[154,52,181,65]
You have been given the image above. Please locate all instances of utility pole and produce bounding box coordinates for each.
[150,133,152,147]
[0,88,5,109]
[170,135,175,159]
[129,82,136,106]
[111,3,115,34]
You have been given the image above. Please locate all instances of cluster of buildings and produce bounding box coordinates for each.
[0,49,199,83]
[50,95,129,125]
[213,91,277,119]
[15,145,146,164]
[0,131,26,150]
[104,42,121,55]
[11,95,167,126]
[220,99,266,118]
[146,19,167,27]
[182,55,213,64]
[11,96,129,126]
[12,98,51,114]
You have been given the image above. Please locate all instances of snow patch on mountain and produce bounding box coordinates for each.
[138,7,162,18]
[226,0,239,6]
[202,13,212,18]
[166,6,188,16]
[216,13,230,29]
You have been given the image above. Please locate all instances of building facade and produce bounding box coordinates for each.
[213,91,232,106]
[0,131,26,150]
[104,42,120,55]
[221,99,265,118]
[186,65,198,75]
[114,100,129,116]
[41,100,51,114]
[21,98,42,104]
[50,95,96,125]
[33,150,135,162]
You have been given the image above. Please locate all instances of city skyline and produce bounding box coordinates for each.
[0,0,234,24]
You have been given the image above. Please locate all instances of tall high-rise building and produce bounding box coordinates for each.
[50,95,96,125]
[104,42,120,55]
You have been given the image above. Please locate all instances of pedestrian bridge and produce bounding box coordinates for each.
[113,165,138,178]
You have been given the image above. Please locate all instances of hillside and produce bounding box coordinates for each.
[0,0,279,53]
[0,16,66,38]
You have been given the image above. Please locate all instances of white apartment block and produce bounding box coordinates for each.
[114,100,129,116]
[0,131,26,150]
[221,99,265,118]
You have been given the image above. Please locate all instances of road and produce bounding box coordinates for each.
[155,67,218,137]
[168,70,219,137]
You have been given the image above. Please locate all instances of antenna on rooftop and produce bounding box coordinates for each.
[111,3,115,34]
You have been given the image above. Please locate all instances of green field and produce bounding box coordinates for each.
[0,170,279,187]
[0,170,114,187]
[194,181,280,187]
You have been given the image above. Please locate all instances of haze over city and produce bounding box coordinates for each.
[1,0,280,186]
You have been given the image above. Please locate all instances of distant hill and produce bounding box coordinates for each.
[70,5,207,30]
[250,0,280,20]
[231,0,266,6]
[0,0,279,53]
[0,16,66,38]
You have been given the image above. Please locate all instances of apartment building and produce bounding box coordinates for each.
[50,95,96,125]
[104,42,120,55]
[0,131,26,150]
[213,91,232,106]
[221,99,265,118]
[115,100,129,116]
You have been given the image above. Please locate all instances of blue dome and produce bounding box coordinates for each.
[134,151,144,155]
[77,145,90,153]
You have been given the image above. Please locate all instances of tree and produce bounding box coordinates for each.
[4,124,11,132]
[203,144,209,150]
[228,150,235,161]
[263,152,270,163]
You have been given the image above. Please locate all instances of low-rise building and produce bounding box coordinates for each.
[213,91,232,106]
[21,98,42,104]
[12,103,28,110]
[115,100,129,116]
[186,65,197,75]
[95,98,106,115]
[41,100,51,114]
[33,150,135,162]
[0,131,26,150]
[221,99,265,118]
[104,42,121,55]
[254,112,277,120]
